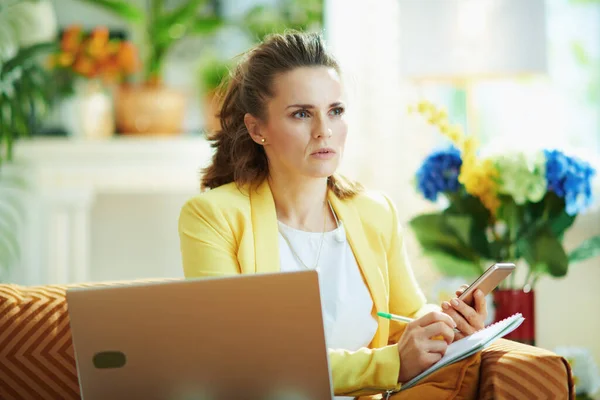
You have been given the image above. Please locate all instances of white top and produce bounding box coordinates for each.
[277,215,379,399]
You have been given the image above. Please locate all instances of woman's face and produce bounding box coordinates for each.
[251,66,348,181]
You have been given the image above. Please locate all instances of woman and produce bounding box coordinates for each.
[178,32,558,399]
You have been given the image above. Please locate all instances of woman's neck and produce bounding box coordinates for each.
[268,172,334,232]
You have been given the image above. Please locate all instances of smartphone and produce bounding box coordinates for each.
[458,262,516,306]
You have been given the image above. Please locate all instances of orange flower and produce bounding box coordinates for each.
[106,40,121,56]
[52,26,140,83]
[73,55,96,78]
[61,25,83,53]
[99,58,122,83]
[90,27,109,44]
[117,42,139,74]
[86,27,110,60]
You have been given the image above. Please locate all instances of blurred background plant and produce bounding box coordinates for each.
[48,24,139,98]
[73,0,225,135]
[241,0,323,42]
[0,0,57,163]
[0,0,57,278]
[76,0,222,85]
[196,54,231,133]
[45,24,141,139]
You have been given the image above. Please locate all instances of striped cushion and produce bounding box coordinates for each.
[479,339,575,399]
[0,279,178,400]
[385,338,574,400]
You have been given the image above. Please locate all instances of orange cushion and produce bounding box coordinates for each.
[387,352,481,400]
[479,339,575,400]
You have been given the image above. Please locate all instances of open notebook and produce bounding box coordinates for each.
[399,313,525,391]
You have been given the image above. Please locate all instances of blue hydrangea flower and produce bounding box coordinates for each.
[544,149,596,215]
[416,146,462,201]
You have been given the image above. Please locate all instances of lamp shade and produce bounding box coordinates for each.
[399,0,548,80]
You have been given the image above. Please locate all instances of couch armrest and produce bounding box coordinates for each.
[479,338,575,400]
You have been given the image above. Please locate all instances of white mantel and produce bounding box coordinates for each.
[10,135,214,285]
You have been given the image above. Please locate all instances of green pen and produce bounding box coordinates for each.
[377,311,413,323]
[377,311,460,333]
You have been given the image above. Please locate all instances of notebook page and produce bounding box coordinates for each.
[441,313,524,361]
[400,313,524,390]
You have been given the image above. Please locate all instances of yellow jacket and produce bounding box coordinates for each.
[178,179,439,398]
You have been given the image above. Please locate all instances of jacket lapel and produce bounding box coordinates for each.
[248,182,387,315]
[328,192,387,315]
[249,180,281,274]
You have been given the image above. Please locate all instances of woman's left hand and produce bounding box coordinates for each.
[441,285,487,341]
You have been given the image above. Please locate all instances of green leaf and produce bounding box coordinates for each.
[445,194,492,258]
[409,213,465,251]
[422,249,482,277]
[446,192,491,228]
[1,42,57,76]
[409,212,483,265]
[497,196,524,232]
[517,227,569,277]
[549,210,576,238]
[519,192,573,245]
[76,0,144,23]
[444,214,472,246]
[189,17,223,35]
[155,0,208,30]
[568,235,600,264]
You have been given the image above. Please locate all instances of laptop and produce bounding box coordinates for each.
[66,270,333,400]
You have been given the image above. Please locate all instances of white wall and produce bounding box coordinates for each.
[89,193,192,282]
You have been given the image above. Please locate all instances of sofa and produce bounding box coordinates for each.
[0,280,575,400]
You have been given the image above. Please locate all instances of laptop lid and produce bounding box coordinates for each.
[66,270,333,400]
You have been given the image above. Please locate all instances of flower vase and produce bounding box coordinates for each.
[493,289,535,345]
[60,80,114,139]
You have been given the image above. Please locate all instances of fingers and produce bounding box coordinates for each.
[447,296,480,328]
[425,337,449,355]
[455,284,469,297]
[422,321,455,344]
[473,289,488,318]
[415,311,457,331]
[441,302,476,335]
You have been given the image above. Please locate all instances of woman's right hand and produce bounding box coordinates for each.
[396,311,457,383]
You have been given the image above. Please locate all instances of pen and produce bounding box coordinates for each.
[377,311,461,333]
[377,311,413,323]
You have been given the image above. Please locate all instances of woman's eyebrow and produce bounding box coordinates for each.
[286,102,343,109]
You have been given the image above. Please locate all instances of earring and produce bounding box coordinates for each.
[260,138,266,144]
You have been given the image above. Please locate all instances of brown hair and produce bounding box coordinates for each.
[201,30,362,199]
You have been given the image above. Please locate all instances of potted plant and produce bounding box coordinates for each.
[197,55,230,134]
[408,100,600,345]
[48,25,140,139]
[76,0,224,135]
[0,0,58,279]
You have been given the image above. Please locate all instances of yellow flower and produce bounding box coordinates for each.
[446,126,464,145]
[417,100,434,114]
[462,136,478,155]
[412,100,500,216]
